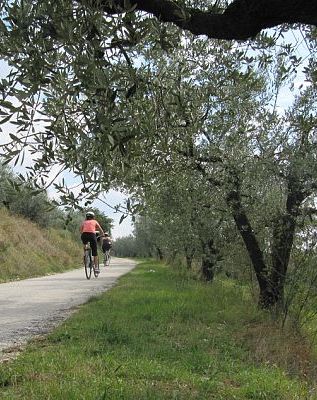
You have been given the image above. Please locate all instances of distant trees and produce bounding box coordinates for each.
[0,164,114,234]
[128,171,226,281]
[113,235,138,258]
[0,163,61,227]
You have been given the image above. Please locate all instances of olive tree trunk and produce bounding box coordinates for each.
[227,172,306,309]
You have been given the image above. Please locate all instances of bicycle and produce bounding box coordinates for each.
[83,243,100,280]
[96,233,111,268]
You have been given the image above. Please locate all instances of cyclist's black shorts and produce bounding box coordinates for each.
[81,232,98,256]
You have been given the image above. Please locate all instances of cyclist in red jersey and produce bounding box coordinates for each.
[80,211,104,271]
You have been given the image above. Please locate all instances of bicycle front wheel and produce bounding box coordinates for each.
[84,249,92,279]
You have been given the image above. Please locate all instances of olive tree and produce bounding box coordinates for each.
[108,34,317,308]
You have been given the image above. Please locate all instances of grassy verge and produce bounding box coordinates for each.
[0,261,315,399]
[0,208,81,282]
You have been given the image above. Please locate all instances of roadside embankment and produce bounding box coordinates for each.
[0,207,81,282]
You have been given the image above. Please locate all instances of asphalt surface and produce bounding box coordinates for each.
[0,257,136,359]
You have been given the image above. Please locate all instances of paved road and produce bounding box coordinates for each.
[0,257,136,358]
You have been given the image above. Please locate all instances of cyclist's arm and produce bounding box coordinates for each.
[96,222,104,236]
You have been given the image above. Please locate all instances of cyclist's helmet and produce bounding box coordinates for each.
[86,211,95,219]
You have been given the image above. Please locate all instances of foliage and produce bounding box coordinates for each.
[9,189,56,227]
[133,215,165,258]
[281,216,317,328]
[113,234,138,257]
[0,1,314,204]
[0,162,65,227]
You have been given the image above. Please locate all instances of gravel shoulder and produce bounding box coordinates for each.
[0,257,136,360]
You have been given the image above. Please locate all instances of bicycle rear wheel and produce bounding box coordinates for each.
[84,249,92,279]
[104,251,111,267]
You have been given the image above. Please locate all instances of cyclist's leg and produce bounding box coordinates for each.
[93,255,99,270]
[89,234,99,270]
[81,233,89,259]
[102,244,110,265]
[105,249,111,266]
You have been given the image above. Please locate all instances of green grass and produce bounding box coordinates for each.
[0,261,314,399]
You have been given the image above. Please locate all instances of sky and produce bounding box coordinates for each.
[93,190,133,239]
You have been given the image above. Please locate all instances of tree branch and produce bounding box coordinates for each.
[91,0,317,40]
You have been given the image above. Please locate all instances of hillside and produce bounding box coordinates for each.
[0,207,81,282]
